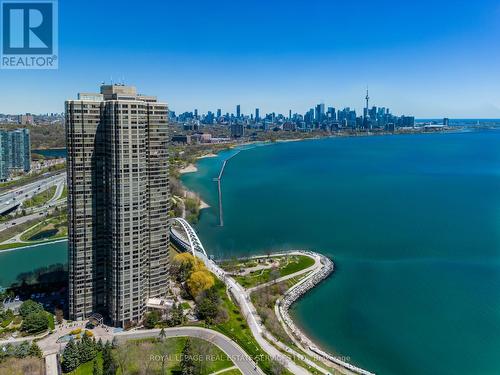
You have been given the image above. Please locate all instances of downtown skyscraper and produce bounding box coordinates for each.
[65,85,170,327]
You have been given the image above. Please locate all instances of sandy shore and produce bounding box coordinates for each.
[196,153,217,159]
[179,164,198,174]
[185,190,209,209]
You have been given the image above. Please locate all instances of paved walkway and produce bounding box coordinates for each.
[45,353,59,375]
[235,253,335,375]
[38,321,113,356]
[199,252,313,375]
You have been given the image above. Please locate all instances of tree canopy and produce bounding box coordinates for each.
[19,300,44,318]
[187,270,215,297]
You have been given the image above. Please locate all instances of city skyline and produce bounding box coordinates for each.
[0,0,499,117]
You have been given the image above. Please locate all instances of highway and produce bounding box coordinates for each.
[0,172,66,215]
[0,173,67,238]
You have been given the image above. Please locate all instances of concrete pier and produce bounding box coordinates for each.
[215,151,241,226]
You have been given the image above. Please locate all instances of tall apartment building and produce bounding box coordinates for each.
[65,85,170,327]
[0,128,31,181]
[230,123,244,138]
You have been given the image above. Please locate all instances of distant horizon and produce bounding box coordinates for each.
[1,110,500,122]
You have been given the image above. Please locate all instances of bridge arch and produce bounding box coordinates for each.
[168,217,208,257]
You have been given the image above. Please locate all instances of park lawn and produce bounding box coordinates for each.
[61,185,68,199]
[69,337,235,375]
[0,218,41,244]
[22,186,57,208]
[250,273,341,375]
[68,352,102,375]
[280,255,315,276]
[20,212,67,242]
[235,255,315,289]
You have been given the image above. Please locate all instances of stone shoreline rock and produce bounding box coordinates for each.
[277,252,376,375]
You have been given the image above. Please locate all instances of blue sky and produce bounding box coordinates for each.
[1,0,499,117]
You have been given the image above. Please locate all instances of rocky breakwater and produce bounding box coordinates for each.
[277,252,375,375]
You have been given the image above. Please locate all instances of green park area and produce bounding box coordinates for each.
[22,186,57,208]
[20,211,67,242]
[229,255,315,289]
[157,252,289,375]
[66,337,238,375]
[0,299,55,340]
[0,210,67,251]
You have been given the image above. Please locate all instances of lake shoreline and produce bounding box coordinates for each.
[0,238,68,253]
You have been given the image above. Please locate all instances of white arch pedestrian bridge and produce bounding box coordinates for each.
[168,217,208,257]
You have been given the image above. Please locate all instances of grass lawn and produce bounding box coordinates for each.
[234,255,315,289]
[20,212,67,242]
[0,218,41,244]
[68,352,102,375]
[68,337,235,375]
[61,185,68,199]
[22,186,56,208]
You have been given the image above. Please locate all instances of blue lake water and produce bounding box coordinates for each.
[181,130,500,375]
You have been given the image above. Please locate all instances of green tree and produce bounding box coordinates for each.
[61,340,80,373]
[195,294,218,324]
[14,341,31,358]
[78,333,97,363]
[180,338,196,375]
[143,310,161,329]
[159,328,166,342]
[102,342,116,375]
[167,303,185,327]
[92,359,101,375]
[21,311,49,333]
[19,300,44,318]
[28,342,43,358]
[96,338,104,351]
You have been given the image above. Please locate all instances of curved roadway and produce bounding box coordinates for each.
[114,326,263,375]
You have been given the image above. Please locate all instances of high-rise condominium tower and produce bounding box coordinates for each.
[65,85,170,327]
[0,128,31,181]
